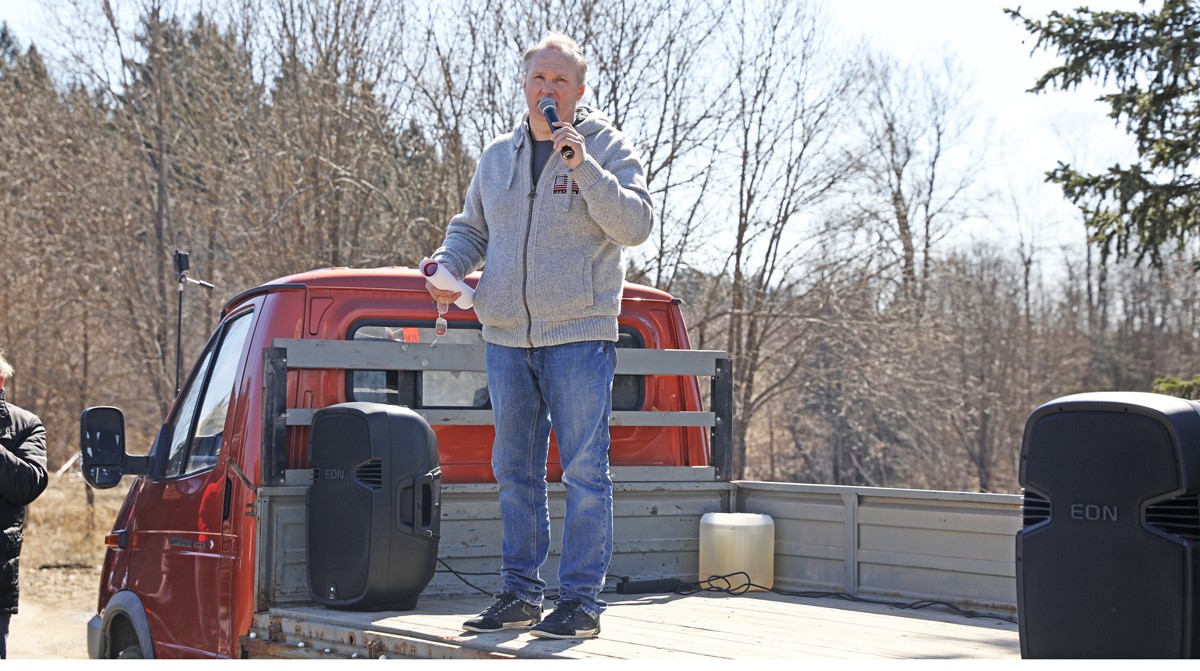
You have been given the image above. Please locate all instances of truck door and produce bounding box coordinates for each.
[126,310,255,657]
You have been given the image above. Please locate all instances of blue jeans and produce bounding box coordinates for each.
[486,340,615,618]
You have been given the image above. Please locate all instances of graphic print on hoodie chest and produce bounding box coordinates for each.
[552,173,580,195]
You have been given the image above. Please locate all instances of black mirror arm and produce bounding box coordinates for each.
[123,454,152,476]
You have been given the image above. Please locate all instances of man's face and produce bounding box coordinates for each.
[524,48,585,135]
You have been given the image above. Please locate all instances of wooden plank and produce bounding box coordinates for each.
[275,339,487,371]
[857,548,1015,577]
[612,348,727,375]
[859,525,1015,567]
[735,480,1021,507]
[253,591,1019,659]
[611,466,716,482]
[859,501,1022,535]
[273,339,726,376]
[857,563,1018,612]
[286,407,716,427]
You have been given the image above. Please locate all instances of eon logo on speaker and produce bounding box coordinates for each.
[324,468,345,480]
[1069,503,1118,522]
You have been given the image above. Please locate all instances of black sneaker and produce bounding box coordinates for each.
[463,592,542,632]
[529,600,600,639]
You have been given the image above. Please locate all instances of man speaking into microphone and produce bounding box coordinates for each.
[424,31,653,639]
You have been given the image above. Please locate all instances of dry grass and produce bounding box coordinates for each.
[20,474,131,610]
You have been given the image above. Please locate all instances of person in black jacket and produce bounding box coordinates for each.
[0,350,48,659]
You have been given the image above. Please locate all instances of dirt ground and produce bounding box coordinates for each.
[5,475,128,660]
[7,565,96,659]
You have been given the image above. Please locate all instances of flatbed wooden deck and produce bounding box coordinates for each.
[249,591,1020,659]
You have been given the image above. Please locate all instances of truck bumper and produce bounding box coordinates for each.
[86,614,103,659]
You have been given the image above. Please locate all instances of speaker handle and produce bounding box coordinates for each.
[409,473,435,538]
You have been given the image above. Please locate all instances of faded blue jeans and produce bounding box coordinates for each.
[486,340,615,618]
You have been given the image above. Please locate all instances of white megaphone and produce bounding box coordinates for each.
[419,258,474,309]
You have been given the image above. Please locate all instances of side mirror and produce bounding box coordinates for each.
[79,406,130,489]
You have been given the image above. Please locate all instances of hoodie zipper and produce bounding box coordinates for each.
[521,128,538,347]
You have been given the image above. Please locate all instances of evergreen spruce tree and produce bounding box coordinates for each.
[1008,0,1200,269]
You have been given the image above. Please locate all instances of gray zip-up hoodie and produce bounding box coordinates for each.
[432,106,654,348]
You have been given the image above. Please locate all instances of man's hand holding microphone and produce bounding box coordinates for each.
[539,97,585,170]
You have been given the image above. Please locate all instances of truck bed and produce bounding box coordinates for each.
[251,476,1023,660]
[243,591,1019,659]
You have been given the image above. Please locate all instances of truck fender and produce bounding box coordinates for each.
[99,590,156,659]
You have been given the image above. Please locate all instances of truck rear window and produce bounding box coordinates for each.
[346,321,644,411]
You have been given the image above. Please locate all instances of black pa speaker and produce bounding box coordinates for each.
[1017,391,1200,658]
[307,402,441,611]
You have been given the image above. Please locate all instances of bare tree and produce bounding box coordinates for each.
[579,0,731,292]
[705,0,861,479]
[852,53,981,308]
[8,0,1200,494]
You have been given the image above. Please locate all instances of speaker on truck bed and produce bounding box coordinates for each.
[307,402,441,611]
[1017,391,1200,658]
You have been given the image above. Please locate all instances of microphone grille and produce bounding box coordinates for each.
[538,97,556,112]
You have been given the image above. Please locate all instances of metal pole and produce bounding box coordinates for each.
[176,279,184,395]
[712,356,734,481]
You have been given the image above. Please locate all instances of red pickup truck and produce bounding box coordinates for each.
[78,266,731,658]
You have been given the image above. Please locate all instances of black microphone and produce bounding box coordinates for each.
[538,97,575,160]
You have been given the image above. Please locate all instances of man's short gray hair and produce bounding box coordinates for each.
[0,348,12,382]
[522,31,587,84]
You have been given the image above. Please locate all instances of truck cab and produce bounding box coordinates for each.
[78,266,719,659]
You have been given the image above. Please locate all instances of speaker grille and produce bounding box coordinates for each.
[1146,494,1200,541]
[1019,409,1186,658]
[1022,491,1051,527]
[308,412,373,600]
[356,458,383,488]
